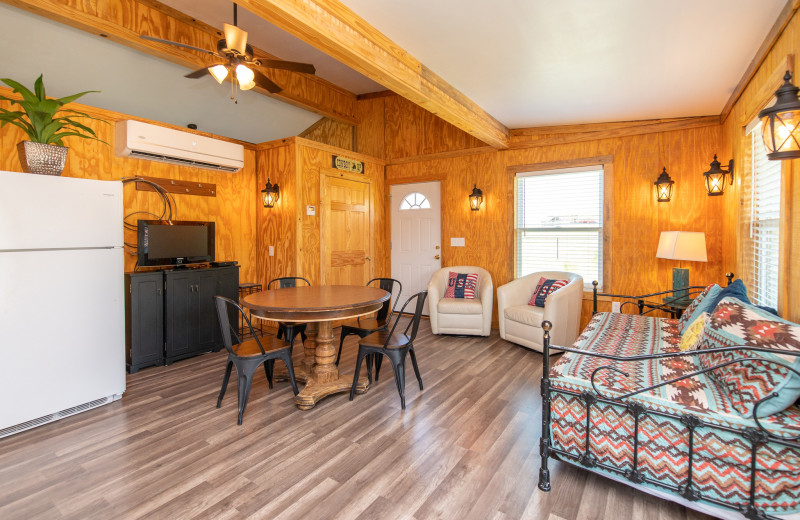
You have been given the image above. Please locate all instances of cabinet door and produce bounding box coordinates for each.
[165,271,196,360]
[195,270,221,352]
[125,272,164,372]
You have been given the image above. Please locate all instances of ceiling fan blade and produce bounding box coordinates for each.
[259,59,316,75]
[140,34,217,56]
[223,23,248,55]
[252,70,283,94]
[184,68,211,79]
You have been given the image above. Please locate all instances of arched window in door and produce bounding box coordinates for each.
[399,192,431,210]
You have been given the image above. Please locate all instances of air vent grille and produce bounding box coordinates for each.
[128,150,240,172]
[0,395,119,438]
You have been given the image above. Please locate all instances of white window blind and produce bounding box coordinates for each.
[746,122,781,308]
[515,166,604,290]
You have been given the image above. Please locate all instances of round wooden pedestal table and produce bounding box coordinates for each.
[243,285,389,410]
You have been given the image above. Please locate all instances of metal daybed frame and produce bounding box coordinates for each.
[537,277,800,520]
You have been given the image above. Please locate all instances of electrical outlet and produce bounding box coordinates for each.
[268,245,274,257]
[611,301,621,313]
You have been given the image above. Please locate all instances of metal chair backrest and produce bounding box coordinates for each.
[214,296,266,356]
[384,290,428,347]
[268,277,311,290]
[367,277,402,322]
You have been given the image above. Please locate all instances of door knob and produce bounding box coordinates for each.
[434,255,440,259]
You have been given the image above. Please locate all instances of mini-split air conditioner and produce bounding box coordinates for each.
[114,120,244,172]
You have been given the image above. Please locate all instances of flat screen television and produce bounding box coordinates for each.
[137,220,215,267]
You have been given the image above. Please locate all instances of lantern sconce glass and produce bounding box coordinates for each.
[469,184,483,211]
[261,178,280,208]
[758,71,800,160]
[702,155,734,196]
[654,167,674,202]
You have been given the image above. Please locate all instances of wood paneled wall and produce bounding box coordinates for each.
[357,93,486,162]
[720,10,800,322]
[257,137,388,286]
[0,88,260,282]
[299,117,355,151]
[368,93,725,329]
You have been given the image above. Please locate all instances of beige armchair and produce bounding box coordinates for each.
[497,271,583,353]
[427,266,493,336]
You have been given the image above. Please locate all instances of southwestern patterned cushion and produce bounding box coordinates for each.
[444,272,478,299]
[550,312,800,514]
[528,277,568,307]
[697,297,800,418]
[677,283,722,334]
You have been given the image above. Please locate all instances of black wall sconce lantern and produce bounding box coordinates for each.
[703,155,734,196]
[759,71,800,160]
[654,167,674,202]
[469,184,483,211]
[261,178,280,208]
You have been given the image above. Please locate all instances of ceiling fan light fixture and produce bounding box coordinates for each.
[208,64,229,84]
[236,64,255,89]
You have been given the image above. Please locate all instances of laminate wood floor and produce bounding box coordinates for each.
[0,320,714,520]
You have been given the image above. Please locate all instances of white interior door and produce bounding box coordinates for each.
[391,182,441,315]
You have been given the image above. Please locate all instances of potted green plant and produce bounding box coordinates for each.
[0,74,105,176]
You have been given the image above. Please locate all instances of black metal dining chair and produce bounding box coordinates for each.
[335,277,402,367]
[214,296,299,425]
[349,290,427,409]
[268,277,311,352]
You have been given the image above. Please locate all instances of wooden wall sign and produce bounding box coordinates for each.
[332,155,364,174]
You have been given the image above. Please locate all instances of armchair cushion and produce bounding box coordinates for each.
[504,304,545,327]
[529,277,569,307]
[438,297,484,315]
[444,272,479,299]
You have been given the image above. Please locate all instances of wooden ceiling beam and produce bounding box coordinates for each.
[236,0,510,149]
[2,0,359,124]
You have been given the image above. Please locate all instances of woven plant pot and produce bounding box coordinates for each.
[17,141,68,176]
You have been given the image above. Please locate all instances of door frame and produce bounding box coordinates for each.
[385,174,446,271]
[319,167,375,285]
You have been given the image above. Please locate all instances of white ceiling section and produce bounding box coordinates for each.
[337,0,786,127]
[0,3,320,144]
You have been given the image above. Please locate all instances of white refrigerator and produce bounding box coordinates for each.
[0,171,125,436]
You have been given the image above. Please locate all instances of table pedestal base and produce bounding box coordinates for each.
[271,320,370,409]
[295,376,369,410]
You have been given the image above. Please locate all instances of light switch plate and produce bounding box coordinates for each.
[611,301,621,313]
[306,205,316,216]
[268,245,274,257]
[450,237,465,247]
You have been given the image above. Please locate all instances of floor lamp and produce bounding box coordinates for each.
[655,231,707,301]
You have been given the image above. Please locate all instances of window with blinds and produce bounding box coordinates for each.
[515,166,604,290]
[745,122,781,308]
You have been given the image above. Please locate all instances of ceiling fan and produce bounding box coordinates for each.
[140,3,315,98]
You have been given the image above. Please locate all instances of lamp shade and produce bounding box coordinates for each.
[655,231,707,262]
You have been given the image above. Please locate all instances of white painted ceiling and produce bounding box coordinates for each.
[337,0,788,127]
[0,1,790,143]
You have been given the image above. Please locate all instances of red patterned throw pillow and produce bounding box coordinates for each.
[697,297,800,418]
[528,277,569,307]
[444,272,479,299]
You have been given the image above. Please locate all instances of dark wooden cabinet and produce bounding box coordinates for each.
[125,266,239,371]
[125,272,165,373]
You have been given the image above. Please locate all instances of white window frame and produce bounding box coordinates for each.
[514,164,606,291]
[744,118,782,309]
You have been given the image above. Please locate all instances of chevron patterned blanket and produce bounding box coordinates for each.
[549,312,800,515]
